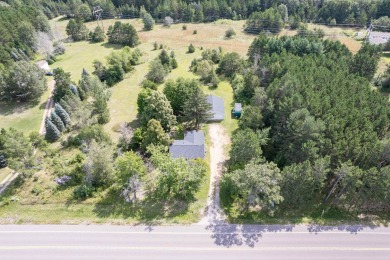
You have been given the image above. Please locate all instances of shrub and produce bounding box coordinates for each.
[193,30,197,34]
[183,24,187,30]
[188,43,195,53]
[225,28,236,38]
[142,80,158,90]
[91,26,105,43]
[146,59,168,83]
[153,42,158,50]
[73,184,94,200]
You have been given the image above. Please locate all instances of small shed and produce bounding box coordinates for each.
[232,103,242,118]
[35,60,50,72]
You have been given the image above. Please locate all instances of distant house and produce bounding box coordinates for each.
[369,32,390,45]
[232,103,242,118]
[169,130,205,159]
[35,60,50,72]
[207,95,224,121]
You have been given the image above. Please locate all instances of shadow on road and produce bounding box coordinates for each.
[307,224,378,234]
[206,220,295,248]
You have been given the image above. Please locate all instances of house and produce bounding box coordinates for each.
[35,60,50,72]
[169,130,205,159]
[368,32,390,45]
[232,103,242,118]
[207,94,224,121]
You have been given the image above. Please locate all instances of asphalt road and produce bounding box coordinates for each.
[0,224,389,259]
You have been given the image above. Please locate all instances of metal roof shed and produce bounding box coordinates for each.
[207,95,224,121]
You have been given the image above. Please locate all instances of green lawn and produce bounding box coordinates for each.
[0,85,51,134]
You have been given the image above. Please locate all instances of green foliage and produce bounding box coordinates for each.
[182,86,212,130]
[83,141,114,188]
[91,26,105,43]
[228,128,267,171]
[163,77,198,114]
[115,151,146,183]
[73,184,94,200]
[349,43,381,81]
[141,119,170,151]
[146,59,168,83]
[70,124,111,146]
[223,161,283,214]
[0,61,46,102]
[281,157,330,208]
[107,21,139,47]
[182,24,187,30]
[188,43,195,53]
[246,8,284,33]
[141,90,176,131]
[225,28,236,38]
[53,68,72,102]
[50,111,65,133]
[143,12,155,31]
[149,149,207,202]
[238,106,264,130]
[216,52,243,78]
[137,88,153,114]
[45,117,61,142]
[0,128,35,172]
[66,19,89,41]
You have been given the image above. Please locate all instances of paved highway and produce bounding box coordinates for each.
[0,224,389,259]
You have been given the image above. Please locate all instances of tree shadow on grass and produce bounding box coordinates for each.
[100,42,124,50]
[0,100,39,116]
[91,187,192,224]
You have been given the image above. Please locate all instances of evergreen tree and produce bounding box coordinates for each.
[182,86,212,130]
[55,103,71,127]
[50,111,65,132]
[45,117,61,142]
[143,12,155,31]
[91,26,105,43]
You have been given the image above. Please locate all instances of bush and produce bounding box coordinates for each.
[91,26,105,43]
[73,184,94,200]
[153,42,158,50]
[183,24,187,30]
[225,28,236,38]
[188,43,195,53]
[69,124,111,146]
[193,30,197,34]
[142,80,158,90]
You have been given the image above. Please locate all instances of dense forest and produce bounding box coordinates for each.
[221,33,390,216]
[2,0,390,25]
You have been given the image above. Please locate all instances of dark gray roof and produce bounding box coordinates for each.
[207,95,224,121]
[169,131,205,159]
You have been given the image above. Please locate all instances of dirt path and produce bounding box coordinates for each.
[199,124,230,224]
[0,172,19,195]
[39,80,55,135]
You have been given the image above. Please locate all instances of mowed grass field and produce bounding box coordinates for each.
[0,85,51,133]
[53,17,252,139]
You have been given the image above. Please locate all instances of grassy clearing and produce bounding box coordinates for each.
[0,85,51,134]
[0,167,12,183]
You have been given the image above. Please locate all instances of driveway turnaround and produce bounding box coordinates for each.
[0,224,389,259]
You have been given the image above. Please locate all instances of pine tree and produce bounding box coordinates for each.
[182,86,212,130]
[55,103,71,127]
[50,111,65,132]
[45,118,61,142]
